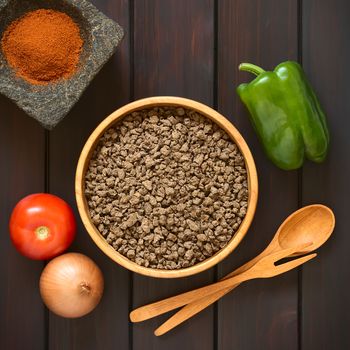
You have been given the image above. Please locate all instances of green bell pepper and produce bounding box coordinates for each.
[237,61,329,170]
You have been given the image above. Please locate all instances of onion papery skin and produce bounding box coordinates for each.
[39,253,104,318]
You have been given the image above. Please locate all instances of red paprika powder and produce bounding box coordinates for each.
[1,9,83,85]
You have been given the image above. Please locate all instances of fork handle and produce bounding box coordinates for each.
[130,270,255,323]
[154,284,239,336]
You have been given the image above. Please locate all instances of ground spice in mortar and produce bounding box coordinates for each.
[1,9,83,85]
[85,107,249,270]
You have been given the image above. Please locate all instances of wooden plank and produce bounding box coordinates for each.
[0,98,45,349]
[301,1,350,349]
[216,1,300,349]
[132,1,215,349]
[48,1,131,349]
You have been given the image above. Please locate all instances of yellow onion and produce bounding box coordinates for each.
[39,253,104,318]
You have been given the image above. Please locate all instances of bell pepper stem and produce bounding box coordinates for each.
[239,63,266,76]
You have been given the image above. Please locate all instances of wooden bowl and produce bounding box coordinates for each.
[76,96,258,278]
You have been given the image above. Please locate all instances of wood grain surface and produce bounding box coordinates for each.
[0,0,348,349]
[301,1,350,349]
[217,1,299,349]
[0,98,46,350]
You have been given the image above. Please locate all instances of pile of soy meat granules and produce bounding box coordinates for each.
[85,107,248,270]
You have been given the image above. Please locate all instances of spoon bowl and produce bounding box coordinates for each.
[276,204,335,254]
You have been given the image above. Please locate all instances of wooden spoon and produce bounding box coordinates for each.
[153,204,335,335]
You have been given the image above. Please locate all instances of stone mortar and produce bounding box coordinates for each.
[0,0,124,129]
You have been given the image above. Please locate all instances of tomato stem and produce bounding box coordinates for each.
[35,226,50,240]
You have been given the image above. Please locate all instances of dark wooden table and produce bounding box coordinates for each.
[1,1,349,349]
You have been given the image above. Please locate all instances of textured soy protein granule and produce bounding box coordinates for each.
[85,107,249,270]
[1,9,83,85]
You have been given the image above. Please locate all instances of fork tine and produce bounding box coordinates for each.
[267,253,317,277]
[263,242,313,264]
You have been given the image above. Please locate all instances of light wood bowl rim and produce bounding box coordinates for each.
[75,96,258,278]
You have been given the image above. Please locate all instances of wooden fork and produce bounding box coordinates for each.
[130,244,316,326]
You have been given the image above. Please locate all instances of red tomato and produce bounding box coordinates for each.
[9,193,76,260]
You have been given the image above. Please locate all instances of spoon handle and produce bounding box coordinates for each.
[154,251,315,336]
[130,269,256,323]
[130,246,272,323]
